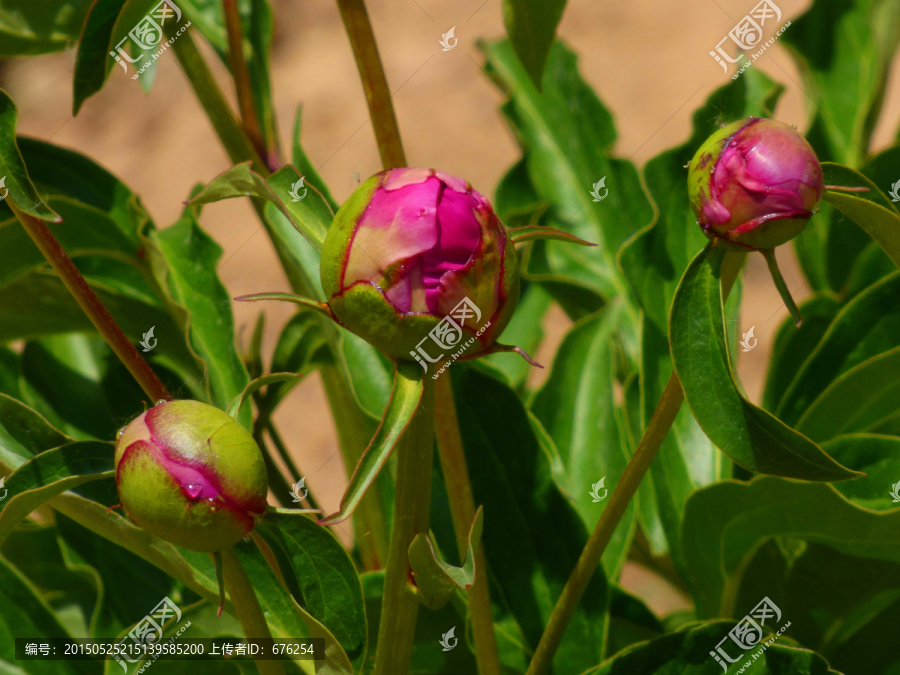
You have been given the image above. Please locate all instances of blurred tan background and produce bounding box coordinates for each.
[4,0,900,614]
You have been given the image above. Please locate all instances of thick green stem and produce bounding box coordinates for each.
[222,0,270,167]
[9,202,171,403]
[334,0,407,169]
[373,372,434,675]
[525,251,746,675]
[221,547,286,675]
[434,375,501,675]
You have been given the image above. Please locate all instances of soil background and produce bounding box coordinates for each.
[4,0,900,615]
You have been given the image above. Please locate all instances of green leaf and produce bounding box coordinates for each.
[484,39,651,331]
[501,0,567,89]
[319,364,423,526]
[762,293,841,413]
[188,162,330,250]
[0,0,92,56]
[260,311,330,412]
[0,90,61,221]
[0,269,202,388]
[508,225,595,246]
[821,162,900,268]
[796,346,900,441]
[681,476,900,618]
[822,434,900,510]
[482,282,550,390]
[0,392,71,471]
[226,372,299,419]
[775,271,900,424]
[783,0,900,167]
[0,442,114,547]
[147,202,251,423]
[530,304,634,578]
[670,245,860,481]
[582,620,840,675]
[236,291,331,316]
[255,510,367,669]
[72,0,127,114]
[450,367,608,673]
[233,538,354,674]
[0,556,97,675]
[409,506,483,610]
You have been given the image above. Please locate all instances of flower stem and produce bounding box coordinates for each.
[372,371,434,675]
[525,251,746,675]
[221,547,286,675]
[434,374,501,675]
[221,0,271,168]
[761,248,802,327]
[8,201,171,403]
[334,0,407,169]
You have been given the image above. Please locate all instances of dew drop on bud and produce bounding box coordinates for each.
[185,484,203,499]
[683,162,690,168]
[156,400,167,406]
[117,427,126,439]
[791,124,798,129]
[748,115,755,119]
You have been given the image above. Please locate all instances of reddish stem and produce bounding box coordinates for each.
[823,185,871,192]
[9,202,172,403]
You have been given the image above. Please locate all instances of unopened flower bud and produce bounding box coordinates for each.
[320,168,519,360]
[114,400,268,552]
[688,117,823,251]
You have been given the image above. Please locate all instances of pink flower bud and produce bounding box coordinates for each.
[320,168,519,360]
[114,400,268,552]
[688,118,823,250]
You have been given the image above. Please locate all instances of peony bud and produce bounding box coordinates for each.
[688,117,823,251]
[114,400,268,552]
[320,168,519,361]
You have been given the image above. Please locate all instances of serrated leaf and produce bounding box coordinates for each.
[670,245,859,482]
[409,507,483,610]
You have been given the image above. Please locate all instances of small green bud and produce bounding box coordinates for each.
[114,400,268,552]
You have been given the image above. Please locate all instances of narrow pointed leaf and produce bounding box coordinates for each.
[0,441,114,546]
[319,364,424,525]
[235,291,331,316]
[0,90,60,221]
[821,163,900,268]
[188,161,330,250]
[226,372,300,419]
[502,0,568,89]
[509,225,595,246]
[409,506,483,610]
[670,245,860,481]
